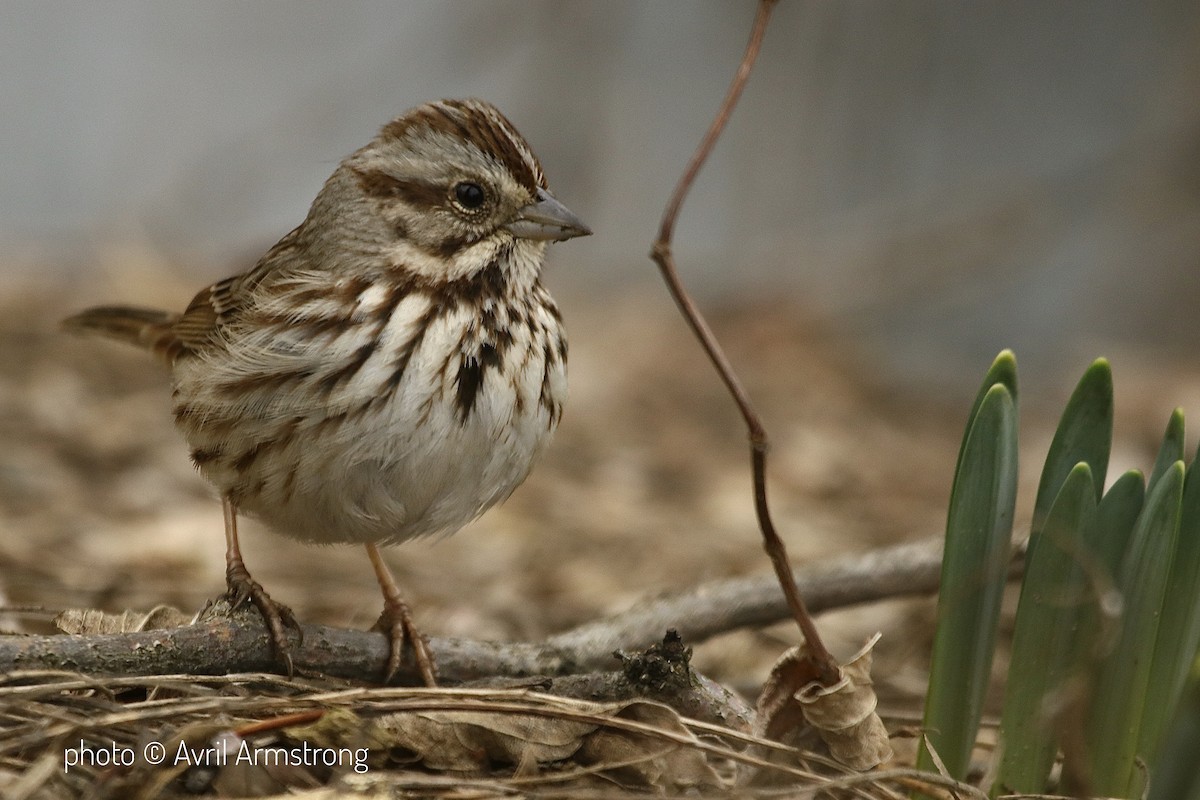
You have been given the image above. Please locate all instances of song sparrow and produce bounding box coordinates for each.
[64,98,591,685]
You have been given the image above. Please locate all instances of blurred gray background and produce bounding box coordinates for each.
[3,1,1198,387]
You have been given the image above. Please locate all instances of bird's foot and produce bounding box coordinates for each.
[225,562,302,677]
[373,597,437,687]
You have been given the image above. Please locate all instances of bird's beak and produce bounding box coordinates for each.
[506,188,592,242]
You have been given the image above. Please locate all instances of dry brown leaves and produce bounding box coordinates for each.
[0,671,988,799]
[756,633,893,771]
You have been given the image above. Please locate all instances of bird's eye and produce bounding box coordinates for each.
[453,181,486,210]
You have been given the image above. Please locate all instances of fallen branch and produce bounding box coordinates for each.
[549,535,962,658]
[0,536,1019,685]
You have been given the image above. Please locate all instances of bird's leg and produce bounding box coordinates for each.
[365,542,437,686]
[222,495,301,675]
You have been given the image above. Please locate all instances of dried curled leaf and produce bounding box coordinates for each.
[575,700,721,791]
[373,707,594,772]
[756,633,893,770]
[54,605,193,635]
[293,696,721,791]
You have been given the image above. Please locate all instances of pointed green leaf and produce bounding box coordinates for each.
[1086,461,1185,798]
[1092,469,1146,583]
[918,382,1018,783]
[953,350,1017,480]
[1076,469,1145,672]
[1148,408,1185,492]
[995,463,1097,796]
[1030,358,1112,538]
[1140,438,1200,762]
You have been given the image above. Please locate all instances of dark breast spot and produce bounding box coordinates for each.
[454,354,483,422]
[454,342,501,422]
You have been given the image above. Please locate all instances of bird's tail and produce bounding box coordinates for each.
[62,305,183,364]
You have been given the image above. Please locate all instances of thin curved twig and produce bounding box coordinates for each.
[648,0,838,683]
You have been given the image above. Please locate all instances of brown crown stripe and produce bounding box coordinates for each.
[428,102,478,146]
[378,100,543,196]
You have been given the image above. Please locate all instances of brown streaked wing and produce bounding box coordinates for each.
[170,226,304,356]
